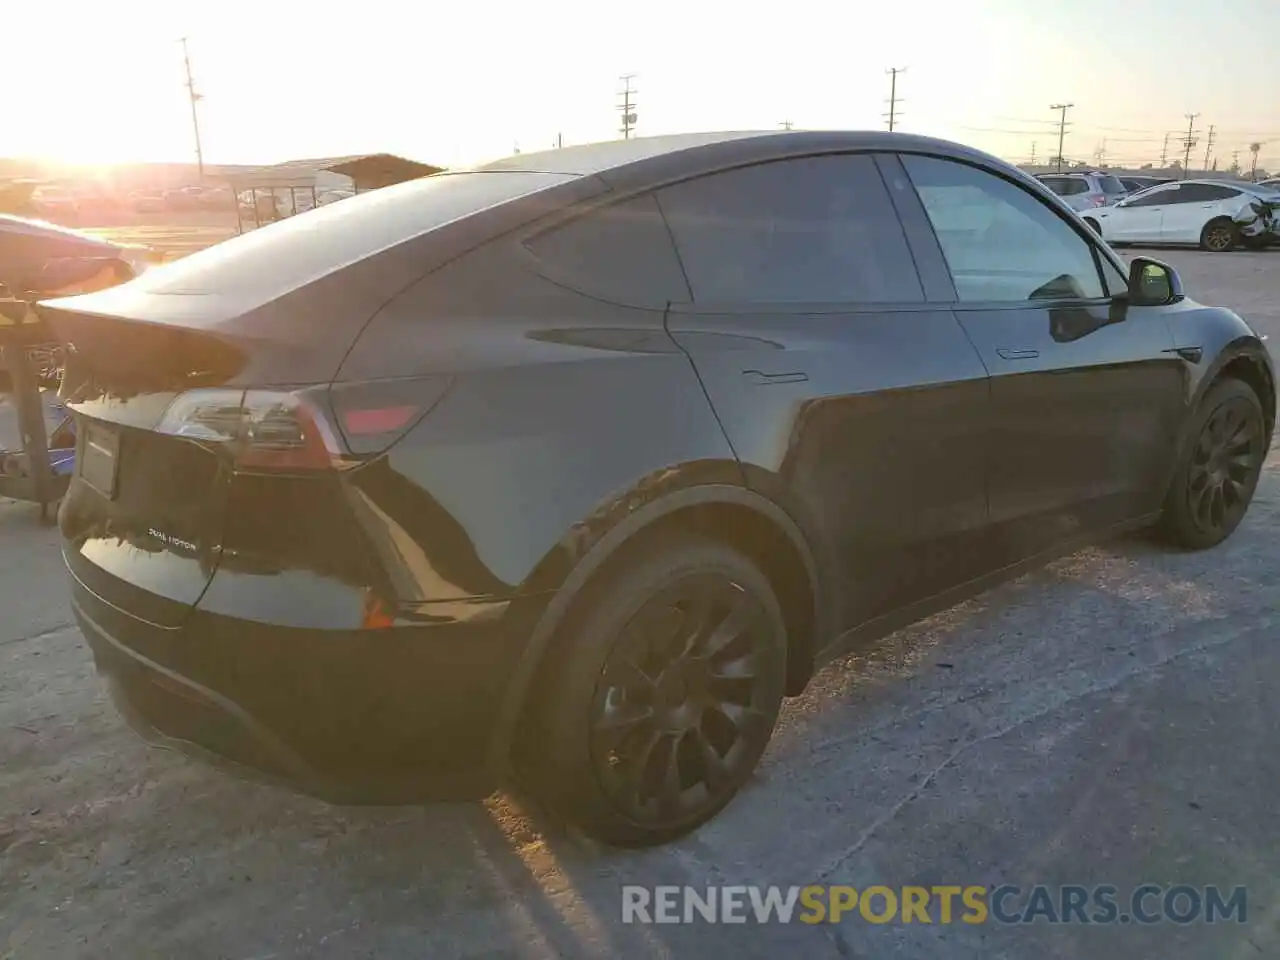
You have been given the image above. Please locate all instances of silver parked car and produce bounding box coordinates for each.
[1035,171,1129,212]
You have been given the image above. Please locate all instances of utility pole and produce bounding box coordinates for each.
[884,67,906,131]
[1050,102,1073,172]
[1180,113,1199,179]
[1160,131,1171,168]
[780,120,794,131]
[1093,138,1108,167]
[1030,141,1038,165]
[1202,124,1215,173]
[618,74,638,140]
[179,37,205,179]
[555,132,563,149]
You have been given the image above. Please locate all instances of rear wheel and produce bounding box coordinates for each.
[1200,217,1238,252]
[535,534,787,848]
[1160,378,1267,549]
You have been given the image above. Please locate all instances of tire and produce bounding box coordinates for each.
[1159,378,1268,549]
[1083,217,1101,236]
[1199,217,1237,253]
[534,533,787,848]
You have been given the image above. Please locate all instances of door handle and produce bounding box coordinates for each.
[996,348,1039,360]
[742,370,809,385]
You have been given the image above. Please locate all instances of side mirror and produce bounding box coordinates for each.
[1128,257,1184,306]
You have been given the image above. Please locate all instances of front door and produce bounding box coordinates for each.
[1108,183,1178,243]
[898,153,1187,562]
[657,153,992,638]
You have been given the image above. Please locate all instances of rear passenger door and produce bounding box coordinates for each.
[659,154,992,639]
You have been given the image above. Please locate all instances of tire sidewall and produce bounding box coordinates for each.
[1162,378,1266,548]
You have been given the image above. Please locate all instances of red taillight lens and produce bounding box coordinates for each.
[1092,195,1108,207]
[156,388,348,473]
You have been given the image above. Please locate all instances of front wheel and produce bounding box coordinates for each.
[1160,378,1268,549]
[1200,218,1238,252]
[534,533,787,848]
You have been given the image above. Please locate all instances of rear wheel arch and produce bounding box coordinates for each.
[493,484,822,775]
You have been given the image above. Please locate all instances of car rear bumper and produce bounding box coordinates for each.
[70,565,550,804]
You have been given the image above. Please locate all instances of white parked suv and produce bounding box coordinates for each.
[1083,179,1280,252]
[1035,171,1129,212]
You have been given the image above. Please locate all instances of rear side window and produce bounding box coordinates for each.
[1193,184,1243,201]
[524,193,688,304]
[1047,178,1088,196]
[1098,176,1128,195]
[656,155,924,304]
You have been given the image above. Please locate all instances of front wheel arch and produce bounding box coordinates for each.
[493,485,822,777]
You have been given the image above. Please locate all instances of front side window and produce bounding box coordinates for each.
[657,154,924,304]
[1125,185,1178,207]
[902,155,1108,302]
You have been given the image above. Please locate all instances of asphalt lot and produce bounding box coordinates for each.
[2,248,1278,959]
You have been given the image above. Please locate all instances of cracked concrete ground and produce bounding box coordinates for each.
[1,249,1278,959]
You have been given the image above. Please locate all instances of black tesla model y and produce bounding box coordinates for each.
[44,131,1274,847]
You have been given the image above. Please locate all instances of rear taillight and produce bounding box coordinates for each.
[1091,195,1108,207]
[155,382,446,472]
[157,388,350,473]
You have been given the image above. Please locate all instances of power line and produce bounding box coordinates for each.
[179,37,204,178]
[1180,113,1199,178]
[618,74,638,140]
[885,67,906,132]
[1050,102,1073,173]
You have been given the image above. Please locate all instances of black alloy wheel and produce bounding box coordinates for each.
[590,574,778,826]
[1162,378,1268,548]
[534,534,786,847]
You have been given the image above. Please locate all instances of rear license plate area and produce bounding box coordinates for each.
[80,421,120,498]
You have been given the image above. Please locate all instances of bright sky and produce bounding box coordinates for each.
[6,0,1279,172]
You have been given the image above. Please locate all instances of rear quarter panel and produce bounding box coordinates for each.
[337,241,745,602]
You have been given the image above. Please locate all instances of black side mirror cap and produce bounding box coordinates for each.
[1128,256,1184,307]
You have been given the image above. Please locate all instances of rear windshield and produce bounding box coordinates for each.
[128,170,574,298]
[1099,176,1129,194]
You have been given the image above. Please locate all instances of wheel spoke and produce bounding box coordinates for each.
[656,735,685,818]
[603,655,657,693]
[691,725,731,791]
[699,588,760,660]
[712,699,769,735]
[1209,484,1226,528]
[593,700,655,739]
[708,647,766,681]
